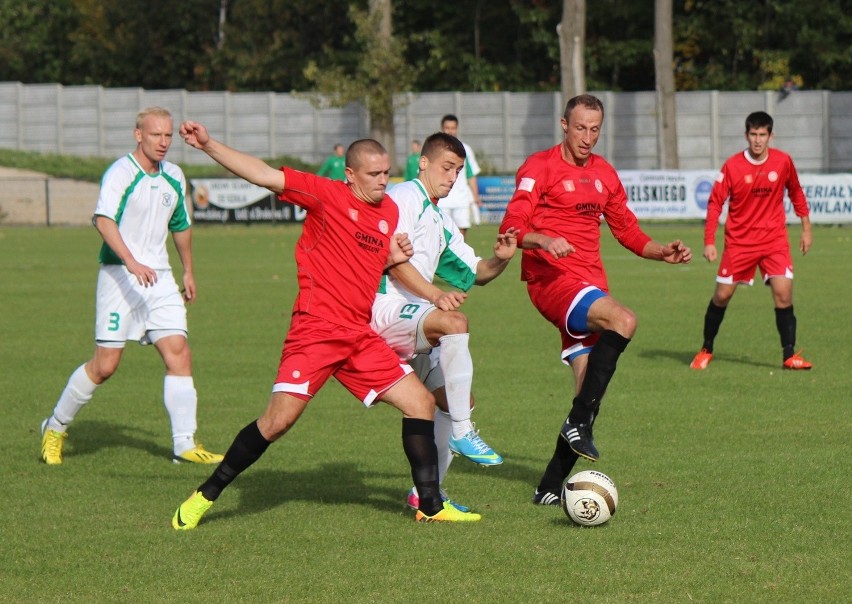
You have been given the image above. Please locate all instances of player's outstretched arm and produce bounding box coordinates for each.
[520,232,575,258]
[180,120,285,195]
[662,239,692,264]
[641,239,692,264]
[474,227,519,285]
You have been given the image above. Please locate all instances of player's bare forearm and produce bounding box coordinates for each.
[94,216,157,286]
[474,256,510,285]
[172,229,196,302]
[522,232,575,258]
[180,120,284,194]
[800,216,813,254]
[469,176,481,205]
[389,262,439,300]
[474,227,518,285]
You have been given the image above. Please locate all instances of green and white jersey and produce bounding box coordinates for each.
[380,179,481,300]
[94,154,189,269]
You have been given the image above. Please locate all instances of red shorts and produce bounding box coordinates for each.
[717,243,793,286]
[273,313,412,406]
[527,277,605,364]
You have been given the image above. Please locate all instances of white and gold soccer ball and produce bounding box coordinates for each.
[561,470,618,526]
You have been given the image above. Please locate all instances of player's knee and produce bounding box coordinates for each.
[614,307,637,337]
[408,388,436,420]
[258,399,304,441]
[441,311,469,335]
[88,359,118,383]
[164,349,192,374]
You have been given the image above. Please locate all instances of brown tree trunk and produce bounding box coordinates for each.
[558,0,586,105]
[655,0,679,168]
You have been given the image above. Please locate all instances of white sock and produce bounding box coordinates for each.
[438,333,474,438]
[48,364,98,432]
[434,408,454,484]
[164,375,197,455]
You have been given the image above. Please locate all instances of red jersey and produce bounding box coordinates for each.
[280,168,398,329]
[500,145,651,288]
[705,149,808,248]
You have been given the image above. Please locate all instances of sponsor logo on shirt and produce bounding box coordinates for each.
[576,203,603,216]
[744,175,753,184]
[355,231,386,254]
[349,208,359,222]
[563,180,575,192]
[519,177,535,192]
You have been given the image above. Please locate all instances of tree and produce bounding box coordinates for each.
[0,0,79,83]
[303,1,415,168]
[558,0,586,103]
[655,0,678,168]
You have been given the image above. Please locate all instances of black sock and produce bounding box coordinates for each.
[775,305,796,360]
[198,421,271,501]
[568,330,630,424]
[537,434,579,493]
[702,301,727,352]
[401,417,441,516]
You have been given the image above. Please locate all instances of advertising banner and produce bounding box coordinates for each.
[189,179,305,223]
[795,173,852,224]
[620,170,852,224]
[190,171,852,225]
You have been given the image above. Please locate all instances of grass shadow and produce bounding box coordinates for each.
[201,462,410,525]
[639,348,778,369]
[61,419,171,461]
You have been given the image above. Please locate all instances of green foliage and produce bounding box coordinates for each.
[0,0,849,93]
[755,51,802,92]
[65,0,221,89]
[209,0,358,92]
[0,0,79,83]
[0,223,849,601]
[303,3,416,129]
[401,1,561,92]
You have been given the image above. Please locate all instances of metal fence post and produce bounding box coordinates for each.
[45,177,51,227]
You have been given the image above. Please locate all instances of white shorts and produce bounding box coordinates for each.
[371,294,437,361]
[94,264,187,346]
[408,348,444,391]
[443,205,472,230]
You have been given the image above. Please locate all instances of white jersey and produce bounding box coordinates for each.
[380,179,482,300]
[438,141,480,210]
[94,154,190,269]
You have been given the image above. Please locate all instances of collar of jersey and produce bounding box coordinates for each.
[127,153,162,176]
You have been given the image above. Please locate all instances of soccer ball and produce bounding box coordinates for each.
[561,470,618,526]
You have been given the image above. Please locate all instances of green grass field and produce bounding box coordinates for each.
[1,223,849,603]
